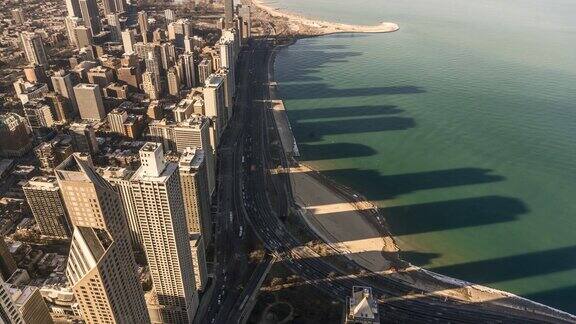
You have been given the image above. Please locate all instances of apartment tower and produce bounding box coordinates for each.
[23,176,71,239]
[131,143,199,323]
[20,32,48,66]
[55,154,150,324]
[73,83,106,121]
[179,147,211,244]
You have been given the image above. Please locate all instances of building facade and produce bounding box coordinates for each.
[23,177,71,239]
[130,143,198,323]
[55,154,150,324]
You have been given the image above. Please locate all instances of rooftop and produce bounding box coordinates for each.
[205,74,224,87]
[24,176,59,189]
[179,147,205,170]
[74,83,99,90]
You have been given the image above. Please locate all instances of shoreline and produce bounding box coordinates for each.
[291,163,576,321]
[256,4,576,321]
[248,0,399,36]
[251,0,576,320]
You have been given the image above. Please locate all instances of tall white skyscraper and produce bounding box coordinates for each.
[203,74,226,145]
[131,143,199,323]
[55,154,150,324]
[20,32,48,66]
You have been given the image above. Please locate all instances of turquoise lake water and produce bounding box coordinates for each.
[270,0,576,313]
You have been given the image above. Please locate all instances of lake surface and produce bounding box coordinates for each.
[270,0,576,313]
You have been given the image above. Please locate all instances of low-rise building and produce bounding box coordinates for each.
[344,286,380,324]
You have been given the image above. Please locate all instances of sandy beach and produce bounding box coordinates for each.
[249,0,399,36]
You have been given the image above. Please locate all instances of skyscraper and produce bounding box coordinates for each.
[23,100,54,131]
[67,122,99,155]
[87,66,115,89]
[74,83,105,121]
[99,167,142,250]
[0,113,33,158]
[167,68,180,96]
[238,5,252,39]
[65,16,83,46]
[138,11,149,43]
[75,25,93,48]
[167,19,193,48]
[198,58,213,85]
[0,276,24,324]
[142,71,159,100]
[122,29,136,54]
[108,108,128,134]
[55,154,150,324]
[165,9,175,23]
[218,69,234,119]
[190,234,208,292]
[3,281,54,324]
[107,13,122,42]
[45,92,73,122]
[20,32,48,66]
[52,70,79,117]
[179,147,212,244]
[79,0,101,35]
[65,0,81,17]
[130,143,199,323]
[145,50,162,82]
[204,74,227,142]
[23,64,48,84]
[0,238,17,280]
[23,176,71,239]
[224,0,235,29]
[114,0,125,14]
[182,52,197,89]
[148,116,216,196]
[102,0,116,15]
[160,42,176,71]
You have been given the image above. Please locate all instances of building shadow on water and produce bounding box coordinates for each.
[276,50,363,83]
[430,245,576,286]
[279,83,425,100]
[384,195,527,236]
[297,143,378,161]
[523,285,576,314]
[288,105,403,120]
[296,116,416,142]
[316,167,505,200]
